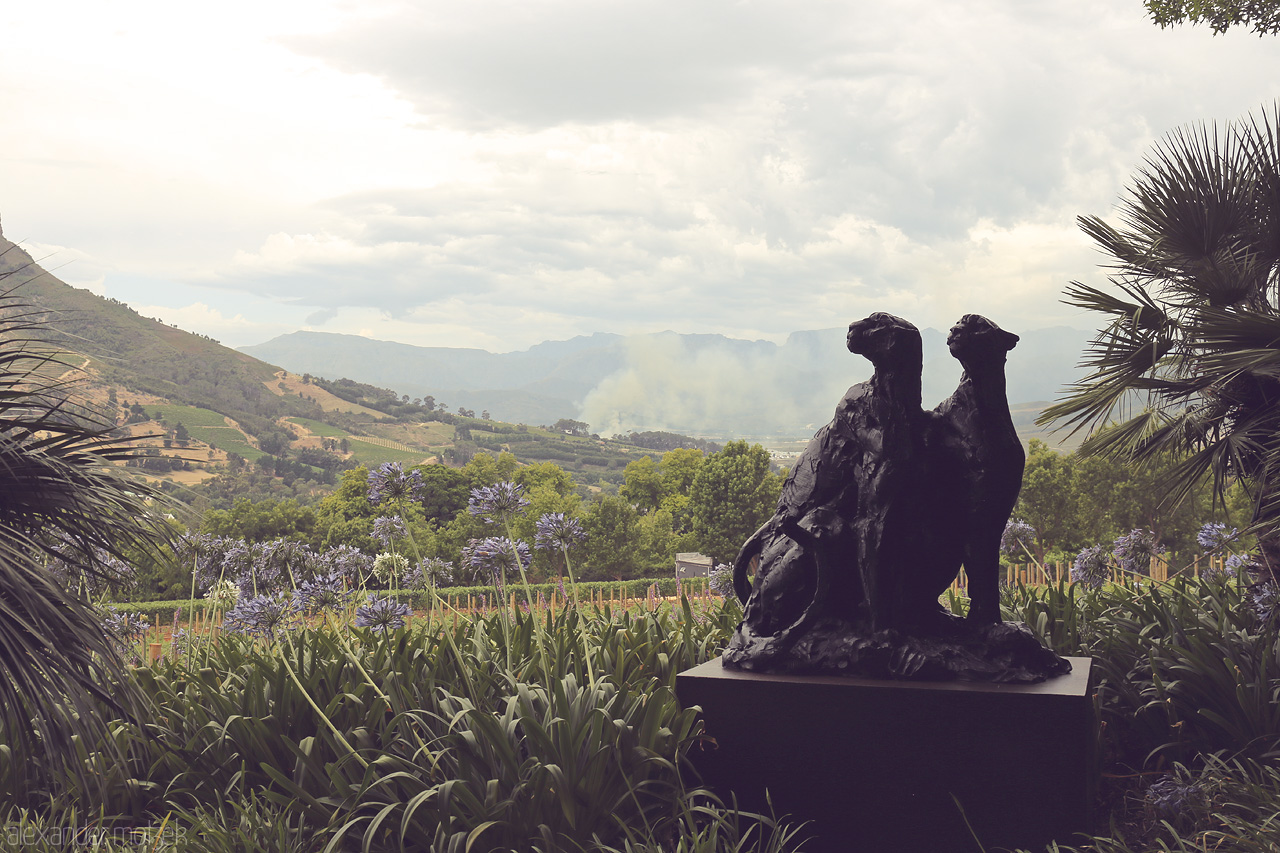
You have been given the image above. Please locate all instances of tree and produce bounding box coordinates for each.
[620,456,665,512]
[1040,106,1280,580]
[579,495,642,580]
[1146,0,1280,35]
[416,463,471,526]
[688,440,782,564]
[202,497,320,547]
[553,418,590,437]
[0,281,174,791]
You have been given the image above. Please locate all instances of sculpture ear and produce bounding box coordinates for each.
[1002,330,1020,351]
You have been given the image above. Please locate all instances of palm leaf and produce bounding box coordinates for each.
[0,268,177,798]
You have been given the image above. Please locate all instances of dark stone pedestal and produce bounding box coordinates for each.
[676,657,1096,853]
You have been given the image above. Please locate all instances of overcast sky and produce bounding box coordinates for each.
[2,0,1278,353]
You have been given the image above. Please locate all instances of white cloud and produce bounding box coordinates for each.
[3,0,1280,354]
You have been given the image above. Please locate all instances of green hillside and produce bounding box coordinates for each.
[0,227,729,506]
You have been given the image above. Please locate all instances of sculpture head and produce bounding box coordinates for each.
[847,313,922,371]
[946,314,1018,364]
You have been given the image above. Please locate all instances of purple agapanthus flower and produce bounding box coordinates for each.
[468,536,532,575]
[1072,545,1110,589]
[101,608,149,644]
[468,481,530,524]
[1203,552,1251,582]
[258,539,319,582]
[406,557,454,589]
[709,562,734,597]
[1252,582,1280,626]
[1197,522,1239,553]
[48,547,138,599]
[293,571,352,616]
[372,515,409,547]
[1145,777,1206,822]
[368,462,425,505]
[320,544,374,584]
[354,594,412,632]
[534,512,587,552]
[1113,529,1166,577]
[223,593,300,640]
[170,628,194,657]
[999,519,1037,561]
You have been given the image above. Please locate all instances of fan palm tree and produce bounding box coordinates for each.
[0,251,175,797]
[1040,104,1280,581]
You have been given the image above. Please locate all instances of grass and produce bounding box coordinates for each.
[286,416,347,439]
[344,437,431,466]
[142,404,263,459]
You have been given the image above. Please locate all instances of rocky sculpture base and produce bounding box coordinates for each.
[723,614,1072,684]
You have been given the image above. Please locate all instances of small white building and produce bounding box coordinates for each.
[674,552,714,579]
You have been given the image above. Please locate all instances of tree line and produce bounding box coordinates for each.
[129,441,783,600]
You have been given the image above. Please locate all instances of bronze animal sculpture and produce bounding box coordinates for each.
[723,312,1070,683]
[728,313,924,663]
[918,314,1024,625]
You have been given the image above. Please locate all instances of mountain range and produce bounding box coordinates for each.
[241,324,1096,440]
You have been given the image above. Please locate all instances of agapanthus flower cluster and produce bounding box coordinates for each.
[354,594,412,632]
[258,538,318,581]
[466,536,532,578]
[468,481,530,524]
[204,578,240,610]
[293,571,352,616]
[999,519,1037,561]
[405,557,454,589]
[1145,777,1206,823]
[371,552,409,586]
[320,544,374,585]
[368,462,425,505]
[1112,529,1166,577]
[47,542,138,599]
[534,512,587,552]
[101,608,150,644]
[372,515,409,547]
[1203,553,1251,582]
[169,628,195,657]
[709,562,735,598]
[1252,582,1280,626]
[1196,522,1239,554]
[1072,545,1110,589]
[191,535,240,589]
[223,593,300,640]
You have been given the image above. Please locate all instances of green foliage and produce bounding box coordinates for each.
[579,495,644,580]
[1146,0,1280,35]
[0,272,179,799]
[620,455,665,511]
[0,593,810,852]
[1015,440,1250,566]
[689,441,782,564]
[1041,105,1280,577]
[1004,577,1280,767]
[202,497,320,547]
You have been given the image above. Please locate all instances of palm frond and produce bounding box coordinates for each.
[0,269,177,798]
